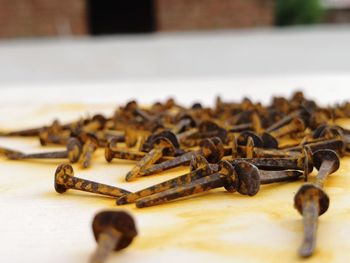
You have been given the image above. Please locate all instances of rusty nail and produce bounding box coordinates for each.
[294,149,340,257]
[139,138,222,176]
[135,160,260,208]
[90,210,137,263]
[7,137,82,163]
[54,163,130,197]
[269,118,305,138]
[125,136,177,182]
[117,155,218,205]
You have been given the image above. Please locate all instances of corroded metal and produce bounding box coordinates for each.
[139,138,222,176]
[261,132,279,149]
[259,170,303,184]
[117,156,219,205]
[251,112,263,134]
[250,147,300,158]
[294,149,340,258]
[105,144,147,162]
[54,163,130,197]
[136,173,226,208]
[227,122,253,133]
[0,146,24,157]
[226,134,298,158]
[125,136,177,181]
[135,160,260,208]
[265,108,309,133]
[125,148,164,181]
[90,211,137,263]
[283,139,345,155]
[118,164,302,205]
[230,142,312,179]
[7,137,82,163]
[175,120,227,147]
[104,137,175,164]
[245,136,254,158]
[39,128,70,146]
[0,120,59,137]
[82,114,107,133]
[279,136,326,150]
[237,131,264,148]
[270,117,305,138]
[230,155,309,171]
[80,134,99,168]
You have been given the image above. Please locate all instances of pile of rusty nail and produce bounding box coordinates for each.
[1,90,350,260]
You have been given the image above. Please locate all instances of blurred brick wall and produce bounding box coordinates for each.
[324,9,350,23]
[0,0,87,38]
[0,0,274,38]
[155,0,274,31]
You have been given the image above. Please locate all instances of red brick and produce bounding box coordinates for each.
[0,0,87,38]
[154,0,274,31]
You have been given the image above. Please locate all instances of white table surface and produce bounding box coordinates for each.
[0,80,350,263]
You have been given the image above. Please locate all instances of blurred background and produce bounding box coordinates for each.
[1,0,349,37]
[0,0,349,105]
